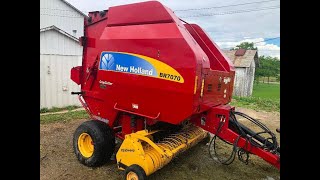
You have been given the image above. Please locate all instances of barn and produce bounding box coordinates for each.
[222,49,259,97]
[40,0,86,109]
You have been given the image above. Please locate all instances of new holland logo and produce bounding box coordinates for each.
[101,53,115,70]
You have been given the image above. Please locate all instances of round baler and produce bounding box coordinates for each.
[70,1,280,179]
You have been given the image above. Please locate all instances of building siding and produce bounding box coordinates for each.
[247,60,256,96]
[40,54,81,108]
[233,60,256,97]
[234,68,246,96]
[40,30,82,108]
[40,0,84,108]
[40,29,82,56]
[40,0,84,38]
[223,49,258,97]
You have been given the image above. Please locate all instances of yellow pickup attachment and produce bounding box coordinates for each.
[116,125,208,177]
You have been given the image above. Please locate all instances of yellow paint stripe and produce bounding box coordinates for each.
[194,76,198,94]
[200,79,205,97]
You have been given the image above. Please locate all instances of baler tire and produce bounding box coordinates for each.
[124,165,147,180]
[73,120,115,167]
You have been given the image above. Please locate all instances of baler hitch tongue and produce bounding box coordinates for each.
[208,111,280,168]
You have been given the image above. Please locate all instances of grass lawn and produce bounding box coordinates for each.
[40,105,80,114]
[252,83,280,99]
[231,83,280,112]
[40,110,89,124]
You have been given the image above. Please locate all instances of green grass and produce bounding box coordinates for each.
[252,83,280,99]
[230,96,279,112]
[40,110,89,124]
[230,83,280,112]
[40,105,81,114]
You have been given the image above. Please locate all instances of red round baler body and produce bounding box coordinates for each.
[71,1,234,127]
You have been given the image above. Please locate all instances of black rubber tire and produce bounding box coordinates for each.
[124,165,147,180]
[73,120,115,167]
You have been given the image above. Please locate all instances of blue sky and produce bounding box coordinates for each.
[265,38,280,47]
[65,0,280,59]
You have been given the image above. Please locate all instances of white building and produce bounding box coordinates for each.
[222,49,259,97]
[40,0,86,109]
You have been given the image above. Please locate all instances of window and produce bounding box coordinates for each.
[72,30,77,36]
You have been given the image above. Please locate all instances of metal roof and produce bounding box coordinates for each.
[40,25,79,42]
[222,49,259,68]
[60,0,88,17]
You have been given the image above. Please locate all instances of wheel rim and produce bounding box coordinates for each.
[126,171,139,180]
[78,133,94,158]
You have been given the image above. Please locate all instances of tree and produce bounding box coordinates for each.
[255,68,265,83]
[255,56,280,83]
[232,42,280,84]
[231,42,257,50]
[276,74,280,82]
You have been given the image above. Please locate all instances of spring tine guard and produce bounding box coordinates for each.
[116,125,208,176]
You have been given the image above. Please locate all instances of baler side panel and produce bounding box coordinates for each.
[95,36,196,125]
[184,24,235,107]
[185,24,235,72]
[80,17,120,127]
[201,70,235,108]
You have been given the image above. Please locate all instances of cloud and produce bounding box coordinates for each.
[256,43,280,59]
[216,38,280,59]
